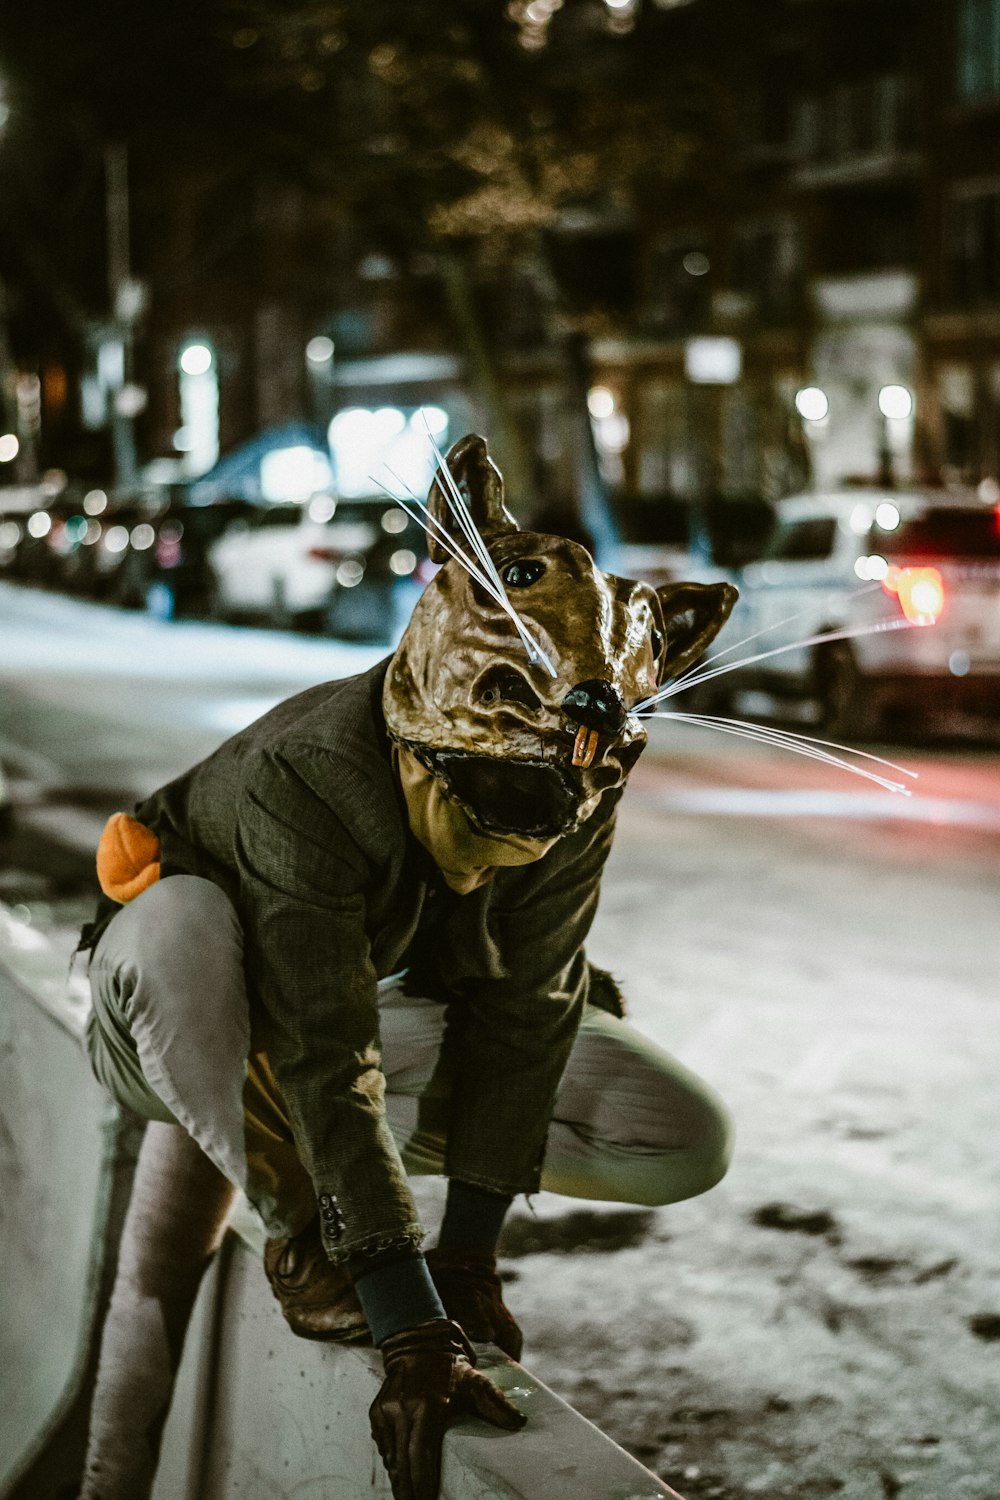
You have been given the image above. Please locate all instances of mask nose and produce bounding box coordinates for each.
[562,678,627,736]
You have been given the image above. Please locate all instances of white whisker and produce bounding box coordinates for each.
[376,459,558,679]
[380,467,497,590]
[370,476,508,606]
[652,710,912,795]
[421,417,504,587]
[634,617,914,712]
[417,419,557,678]
[665,710,916,781]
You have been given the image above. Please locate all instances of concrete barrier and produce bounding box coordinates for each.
[0,909,682,1500]
[0,912,143,1499]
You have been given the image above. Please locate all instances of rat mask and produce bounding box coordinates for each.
[383,433,737,848]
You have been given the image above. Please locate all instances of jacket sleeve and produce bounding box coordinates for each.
[440,795,619,1197]
[235,746,422,1263]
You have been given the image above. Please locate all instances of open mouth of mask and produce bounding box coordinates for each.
[423,749,581,839]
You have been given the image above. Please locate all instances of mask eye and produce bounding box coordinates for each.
[502,559,545,588]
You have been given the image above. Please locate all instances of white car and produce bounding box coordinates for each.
[207,495,425,637]
[725,487,1000,736]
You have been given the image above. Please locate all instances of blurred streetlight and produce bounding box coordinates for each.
[105,143,141,488]
[306,336,335,424]
[180,343,213,377]
[682,251,711,277]
[0,433,19,462]
[878,384,913,420]
[795,386,829,422]
[587,386,616,420]
[177,343,218,474]
[306,335,334,365]
[876,385,914,485]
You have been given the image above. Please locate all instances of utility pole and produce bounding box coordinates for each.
[0,277,18,435]
[105,143,140,488]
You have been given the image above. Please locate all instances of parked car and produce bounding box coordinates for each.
[0,486,47,577]
[3,488,90,589]
[729,486,1000,735]
[107,492,256,617]
[608,490,774,588]
[0,483,154,599]
[609,492,692,588]
[30,484,253,615]
[206,494,429,641]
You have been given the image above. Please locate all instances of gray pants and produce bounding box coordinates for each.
[86,876,733,1237]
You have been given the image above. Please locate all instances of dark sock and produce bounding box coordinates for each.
[350,1251,445,1346]
[438,1179,513,1254]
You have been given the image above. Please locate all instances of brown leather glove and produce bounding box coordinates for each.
[425,1247,523,1361]
[369,1317,526,1500]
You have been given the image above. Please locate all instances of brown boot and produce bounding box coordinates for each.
[426,1246,523,1360]
[264,1216,370,1342]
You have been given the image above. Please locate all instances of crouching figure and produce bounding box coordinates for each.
[77,435,736,1500]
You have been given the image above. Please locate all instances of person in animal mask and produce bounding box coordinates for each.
[78,434,737,1500]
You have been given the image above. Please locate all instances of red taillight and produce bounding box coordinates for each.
[307,545,340,562]
[882,565,944,626]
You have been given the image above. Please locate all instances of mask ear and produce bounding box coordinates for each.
[655,580,738,681]
[425,433,519,564]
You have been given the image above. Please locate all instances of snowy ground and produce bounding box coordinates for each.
[484,776,1000,1500]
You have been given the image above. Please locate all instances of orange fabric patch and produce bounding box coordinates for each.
[96,812,162,904]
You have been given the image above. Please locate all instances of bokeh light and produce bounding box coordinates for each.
[179,343,213,376]
[306,336,335,364]
[795,387,829,422]
[587,387,616,420]
[877,384,913,420]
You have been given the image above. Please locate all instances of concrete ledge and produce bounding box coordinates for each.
[0,918,142,1499]
[0,910,682,1500]
[155,1223,680,1500]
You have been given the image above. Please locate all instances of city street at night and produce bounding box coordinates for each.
[3,3,1000,1494]
[2,582,998,1500]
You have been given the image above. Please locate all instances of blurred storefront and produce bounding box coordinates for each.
[31,0,1000,534]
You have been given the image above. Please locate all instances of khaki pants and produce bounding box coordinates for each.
[86,875,733,1238]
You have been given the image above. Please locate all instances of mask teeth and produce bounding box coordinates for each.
[572,725,600,768]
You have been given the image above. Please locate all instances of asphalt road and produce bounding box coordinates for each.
[2,581,999,1500]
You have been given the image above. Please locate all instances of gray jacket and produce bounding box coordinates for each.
[114,660,618,1263]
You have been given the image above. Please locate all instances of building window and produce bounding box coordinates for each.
[733,220,804,322]
[818,193,917,276]
[958,0,1000,103]
[946,185,1000,305]
[767,517,837,563]
[742,82,807,161]
[807,75,918,163]
[643,233,712,335]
